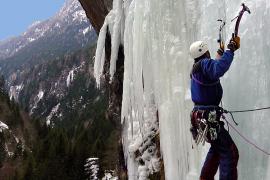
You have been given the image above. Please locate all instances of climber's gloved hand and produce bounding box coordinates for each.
[227,36,240,52]
[217,42,225,56]
[217,48,224,56]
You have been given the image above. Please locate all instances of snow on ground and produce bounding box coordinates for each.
[15,45,25,52]
[55,22,61,28]
[0,121,9,132]
[72,10,88,22]
[102,170,118,180]
[27,38,36,42]
[30,90,45,115]
[66,62,86,87]
[37,90,44,101]
[82,26,92,35]
[28,21,41,29]
[66,69,74,87]
[9,84,24,101]
[85,158,99,180]
[46,103,60,126]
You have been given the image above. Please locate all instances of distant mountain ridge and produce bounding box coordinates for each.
[0,0,96,72]
[0,0,99,126]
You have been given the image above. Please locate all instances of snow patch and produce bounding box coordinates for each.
[66,70,74,87]
[0,121,9,132]
[85,158,99,180]
[28,38,36,42]
[55,22,61,28]
[72,10,87,22]
[9,84,24,101]
[83,26,91,35]
[28,21,41,29]
[30,90,45,115]
[102,170,118,180]
[46,103,60,126]
[37,90,44,101]
[15,45,25,52]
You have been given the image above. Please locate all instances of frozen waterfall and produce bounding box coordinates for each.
[94,0,270,179]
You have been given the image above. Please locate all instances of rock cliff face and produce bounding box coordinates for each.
[78,0,112,33]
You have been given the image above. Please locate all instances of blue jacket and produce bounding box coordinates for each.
[191,50,234,106]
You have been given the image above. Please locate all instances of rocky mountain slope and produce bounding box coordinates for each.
[0,0,121,179]
[0,88,36,179]
[0,0,99,125]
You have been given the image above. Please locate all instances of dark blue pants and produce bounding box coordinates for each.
[200,126,239,180]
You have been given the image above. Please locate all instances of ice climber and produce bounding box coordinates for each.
[189,36,240,180]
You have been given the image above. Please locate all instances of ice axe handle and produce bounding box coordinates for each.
[234,3,251,37]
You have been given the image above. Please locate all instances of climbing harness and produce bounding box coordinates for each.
[190,108,222,145]
[231,3,251,38]
[191,105,270,155]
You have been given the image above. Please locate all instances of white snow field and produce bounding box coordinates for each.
[94,0,270,179]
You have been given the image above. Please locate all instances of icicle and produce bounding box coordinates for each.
[94,0,124,85]
[109,0,124,81]
[94,19,108,87]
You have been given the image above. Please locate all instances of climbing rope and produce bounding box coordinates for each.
[228,106,270,113]
[223,116,270,156]
[222,106,270,156]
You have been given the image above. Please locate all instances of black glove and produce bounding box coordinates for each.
[217,48,224,56]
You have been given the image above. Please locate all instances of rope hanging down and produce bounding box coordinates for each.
[224,118,270,156]
[222,106,270,156]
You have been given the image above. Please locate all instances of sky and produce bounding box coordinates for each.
[0,0,66,41]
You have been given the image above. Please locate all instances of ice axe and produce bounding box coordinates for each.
[231,3,251,38]
[217,19,226,50]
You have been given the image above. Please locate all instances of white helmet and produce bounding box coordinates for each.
[189,41,209,59]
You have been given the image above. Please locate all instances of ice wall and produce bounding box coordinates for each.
[198,1,270,179]
[94,0,270,179]
[221,1,270,180]
[122,0,200,179]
